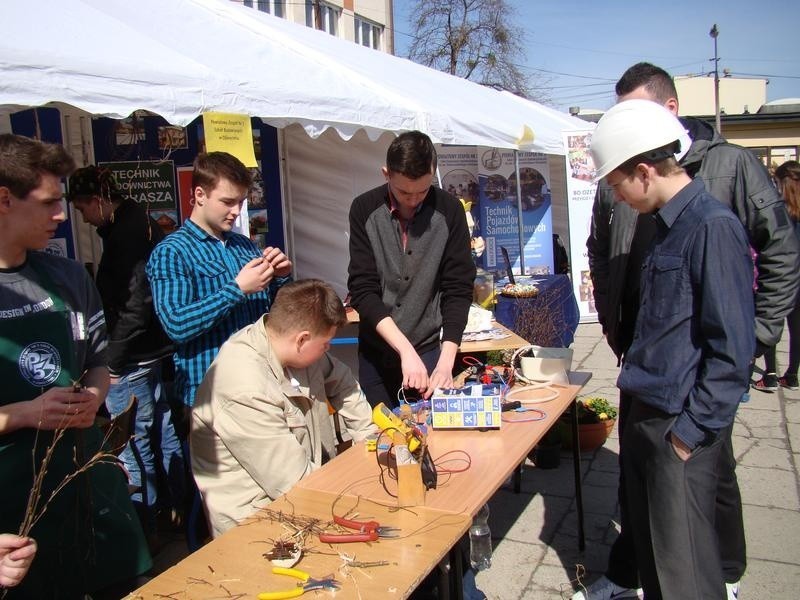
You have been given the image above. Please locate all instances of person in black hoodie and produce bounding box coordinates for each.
[580,63,800,600]
[69,166,185,544]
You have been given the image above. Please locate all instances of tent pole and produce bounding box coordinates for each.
[277,127,296,270]
[513,150,525,275]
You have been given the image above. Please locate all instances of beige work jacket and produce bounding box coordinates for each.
[191,316,373,536]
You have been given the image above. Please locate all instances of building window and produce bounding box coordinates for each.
[355,15,382,50]
[305,0,339,36]
[243,0,284,17]
[769,147,798,169]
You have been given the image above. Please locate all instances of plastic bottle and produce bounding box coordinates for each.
[469,503,492,571]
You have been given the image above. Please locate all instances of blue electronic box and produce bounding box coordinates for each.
[430,384,503,429]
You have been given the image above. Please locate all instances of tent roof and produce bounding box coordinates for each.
[1,0,588,153]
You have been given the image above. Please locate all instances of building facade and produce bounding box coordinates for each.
[234,0,394,54]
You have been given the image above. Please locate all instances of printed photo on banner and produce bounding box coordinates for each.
[563,130,599,323]
[477,148,554,276]
[157,125,188,150]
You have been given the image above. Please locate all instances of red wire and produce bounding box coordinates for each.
[433,449,472,474]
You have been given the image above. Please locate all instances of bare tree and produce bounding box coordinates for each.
[406,0,546,101]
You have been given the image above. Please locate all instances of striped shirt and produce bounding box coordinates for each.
[146,220,290,406]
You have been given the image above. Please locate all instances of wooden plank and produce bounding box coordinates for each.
[128,489,470,600]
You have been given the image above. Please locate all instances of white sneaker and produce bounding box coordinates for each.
[572,575,642,599]
[726,580,740,600]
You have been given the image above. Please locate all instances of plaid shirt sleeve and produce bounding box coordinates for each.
[146,234,247,345]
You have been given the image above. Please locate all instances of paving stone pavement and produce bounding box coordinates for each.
[474,322,800,599]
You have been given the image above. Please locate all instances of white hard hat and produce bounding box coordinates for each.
[590,99,688,181]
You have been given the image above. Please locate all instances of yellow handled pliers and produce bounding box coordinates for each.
[257,567,340,599]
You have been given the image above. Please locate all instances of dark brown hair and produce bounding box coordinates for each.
[192,151,252,194]
[0,134,75,198]
[267,279,346,335]
[616,144,684,178]
[386,131,437,179]
[775,160,800,220]
[616,62,678,104]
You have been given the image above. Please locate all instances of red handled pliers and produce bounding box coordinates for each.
[319,515,400,543]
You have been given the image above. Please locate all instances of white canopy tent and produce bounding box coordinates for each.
[2,0,586,153]
[1,0,589,294]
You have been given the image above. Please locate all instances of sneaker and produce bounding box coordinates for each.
[779,374,799,390]
[753,373,778,392]
[726,580,740,600]
[572,575,642,599]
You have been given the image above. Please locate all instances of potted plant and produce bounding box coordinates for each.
[531,425,562,469]
[558,397,618,452]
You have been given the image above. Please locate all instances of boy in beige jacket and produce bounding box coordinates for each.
[191,279,373,537]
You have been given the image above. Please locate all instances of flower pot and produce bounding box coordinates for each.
[558,419,615,452]
[532,441,561,469]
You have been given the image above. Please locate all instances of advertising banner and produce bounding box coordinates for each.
[477,148,553,276]
[100,160,178,235]
[563,130,599,323]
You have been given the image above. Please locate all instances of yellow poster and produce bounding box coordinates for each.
[201,112,258,167]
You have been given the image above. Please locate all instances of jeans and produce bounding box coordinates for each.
[106,361,185,529]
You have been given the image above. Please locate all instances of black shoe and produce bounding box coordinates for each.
[753,373,778,392]
[779,374,799,390]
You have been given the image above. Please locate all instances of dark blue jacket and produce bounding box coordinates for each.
[617,178,755,449]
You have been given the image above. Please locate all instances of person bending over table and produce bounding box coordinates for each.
[347,131,475,408]
[190,279,374,537]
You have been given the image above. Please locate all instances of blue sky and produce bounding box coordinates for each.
[391,0,800,112]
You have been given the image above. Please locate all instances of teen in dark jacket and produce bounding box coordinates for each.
[580,63,799,600]
[589,115,799,359]
[69,166,184,543]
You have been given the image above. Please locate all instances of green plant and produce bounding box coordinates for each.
[575,397,617,423]
[485,349,507,366]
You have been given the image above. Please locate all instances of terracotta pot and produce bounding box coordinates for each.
[532,441,561,469]
[558,419,615,452]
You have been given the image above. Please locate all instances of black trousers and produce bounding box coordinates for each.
[606,393,746,589]
[622,401,727,600]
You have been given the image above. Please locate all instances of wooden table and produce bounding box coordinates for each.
[339,309,530,354]
[296,382,582,516]
[128,488,470,600]
[130,375,592,600]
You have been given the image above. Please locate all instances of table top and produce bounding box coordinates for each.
[295,381,583,516]
[343,308,530,354]
[128,488,470,600]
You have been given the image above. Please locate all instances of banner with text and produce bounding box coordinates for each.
[563,130,599,323]
[100,160,178,235]
[477,148,553,276]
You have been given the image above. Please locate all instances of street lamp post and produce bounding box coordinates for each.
[710,24,721,134]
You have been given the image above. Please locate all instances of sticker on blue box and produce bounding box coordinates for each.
[430,384,503,429]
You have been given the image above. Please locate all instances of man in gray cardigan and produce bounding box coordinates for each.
[348,131,475,408]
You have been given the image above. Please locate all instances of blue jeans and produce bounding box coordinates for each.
[106,361,185,524]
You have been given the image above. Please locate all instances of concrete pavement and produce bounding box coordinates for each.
[475,322,800,599]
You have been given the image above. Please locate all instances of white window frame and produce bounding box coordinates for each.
[354,14,383,50]
[243,0,284,18]
[305,0,340,36]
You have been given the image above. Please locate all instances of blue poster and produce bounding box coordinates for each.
[477,148,553,277]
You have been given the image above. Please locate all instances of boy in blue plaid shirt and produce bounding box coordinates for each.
[147,152,291,410]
